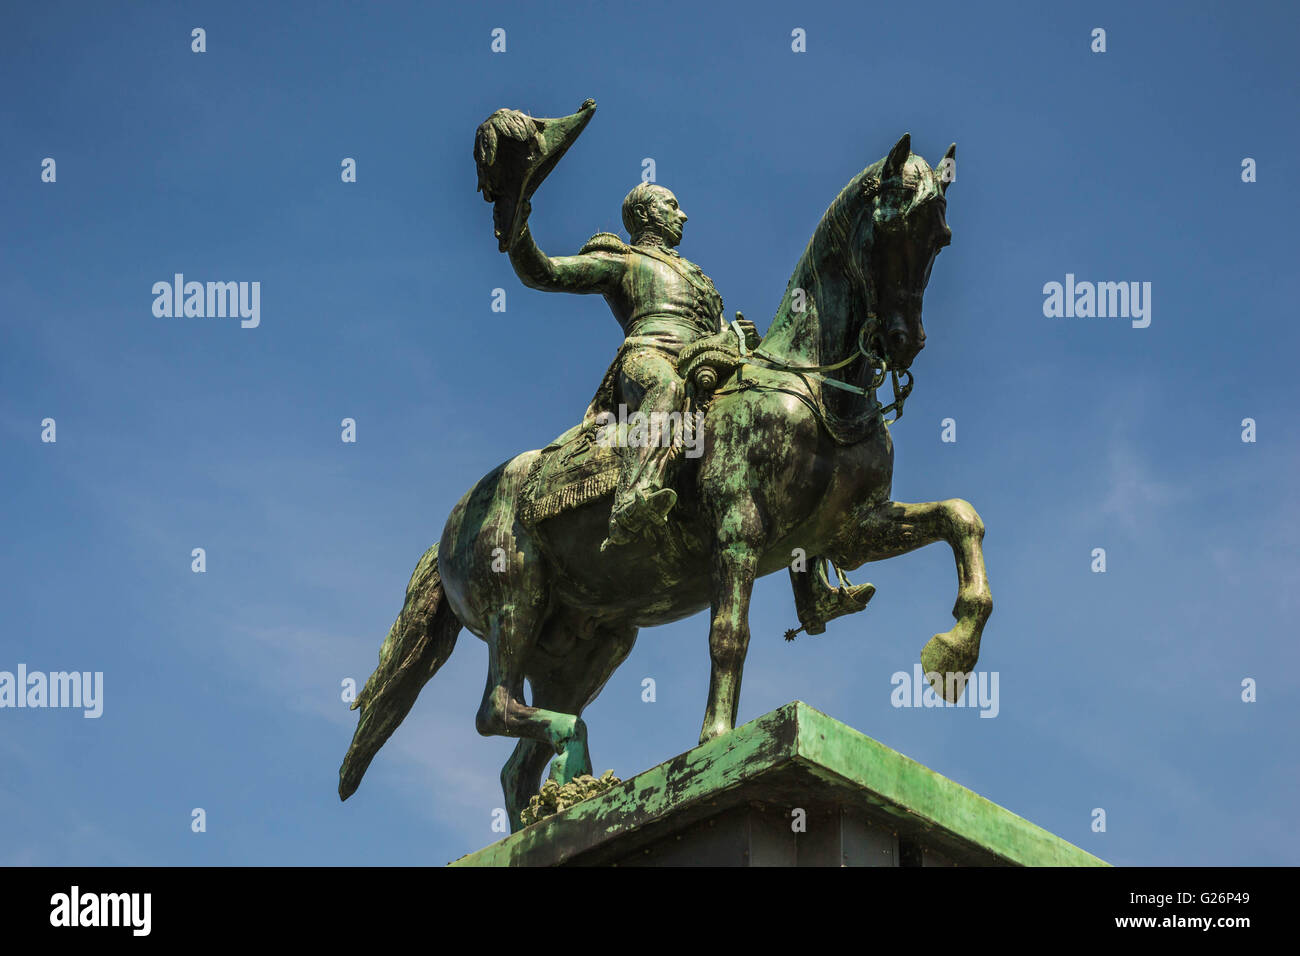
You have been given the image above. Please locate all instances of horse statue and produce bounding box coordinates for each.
[339,125,992,831]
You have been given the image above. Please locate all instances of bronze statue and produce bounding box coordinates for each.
[340,101,991,832]
[510,181,720,547]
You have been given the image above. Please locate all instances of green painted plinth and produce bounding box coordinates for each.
[450,701,1107,867]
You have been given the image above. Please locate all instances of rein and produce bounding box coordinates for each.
[732,317,914,425]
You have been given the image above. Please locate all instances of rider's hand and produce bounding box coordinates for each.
[735,314,760,348]
[505,199,532,251]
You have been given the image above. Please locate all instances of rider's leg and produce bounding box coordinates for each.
[603,348,686,546]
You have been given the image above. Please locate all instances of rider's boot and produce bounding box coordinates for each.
[787,558,876,639]
[601,488,677,552]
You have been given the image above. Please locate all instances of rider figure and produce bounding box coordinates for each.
[507,182,875,633]
[508,182,733,549]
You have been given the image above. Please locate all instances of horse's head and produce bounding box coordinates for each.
[760,135,956,411]
[857,133,954,371]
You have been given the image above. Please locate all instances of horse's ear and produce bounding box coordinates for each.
[884,133,911,177]
[939,142,956,194]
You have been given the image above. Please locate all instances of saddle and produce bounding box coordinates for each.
[677,326,751,396]
[518,324,754,528]
[517,422,620,527]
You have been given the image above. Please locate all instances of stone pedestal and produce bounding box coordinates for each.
[450,701,1106,867]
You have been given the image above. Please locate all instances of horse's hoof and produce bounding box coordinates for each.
[698,721,730,746]
[547,747,593,788]
[921,630,979,702]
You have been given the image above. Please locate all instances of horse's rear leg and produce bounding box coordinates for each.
[501,620,637,830]
[855,498,992,699]
[476,606,591,791]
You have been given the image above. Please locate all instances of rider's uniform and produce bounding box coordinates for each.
[510,227,724,538]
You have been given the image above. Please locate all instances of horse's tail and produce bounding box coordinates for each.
[339,543,461,800]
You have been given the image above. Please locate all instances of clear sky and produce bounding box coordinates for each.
[2,0,1297,866]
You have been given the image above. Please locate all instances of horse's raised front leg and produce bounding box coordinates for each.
[700,512,761,744]
[855,498,992,699]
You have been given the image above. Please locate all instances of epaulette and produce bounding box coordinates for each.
[579,232,631,255]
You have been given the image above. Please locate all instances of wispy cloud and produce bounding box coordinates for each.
[1097,439,1183,535]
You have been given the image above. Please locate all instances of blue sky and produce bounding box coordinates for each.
[2,0,1297,865]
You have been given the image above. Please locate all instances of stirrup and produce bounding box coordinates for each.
[641,488,677,524]
[600,511,641,553]
[599,489,676,552]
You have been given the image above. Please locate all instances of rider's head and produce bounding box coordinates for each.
[622,183,687,247]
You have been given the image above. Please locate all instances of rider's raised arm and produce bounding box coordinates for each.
[508,224,623,294]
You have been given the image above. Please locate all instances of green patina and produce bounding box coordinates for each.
[341,101,998,839]
[450,702,1107,867]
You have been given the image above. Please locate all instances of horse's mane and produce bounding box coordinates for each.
[755,158,887,437]
[762,159,884,369]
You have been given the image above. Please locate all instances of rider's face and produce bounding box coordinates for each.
[643,188,687,246]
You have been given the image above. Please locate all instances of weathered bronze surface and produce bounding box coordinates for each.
[450,703,1104,867]
[341,101,991,832]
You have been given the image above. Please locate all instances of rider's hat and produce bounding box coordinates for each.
[474,99,598,252]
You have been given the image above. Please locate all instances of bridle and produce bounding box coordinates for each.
[730,315,915,425]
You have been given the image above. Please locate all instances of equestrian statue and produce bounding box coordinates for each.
[339,99,992,831]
